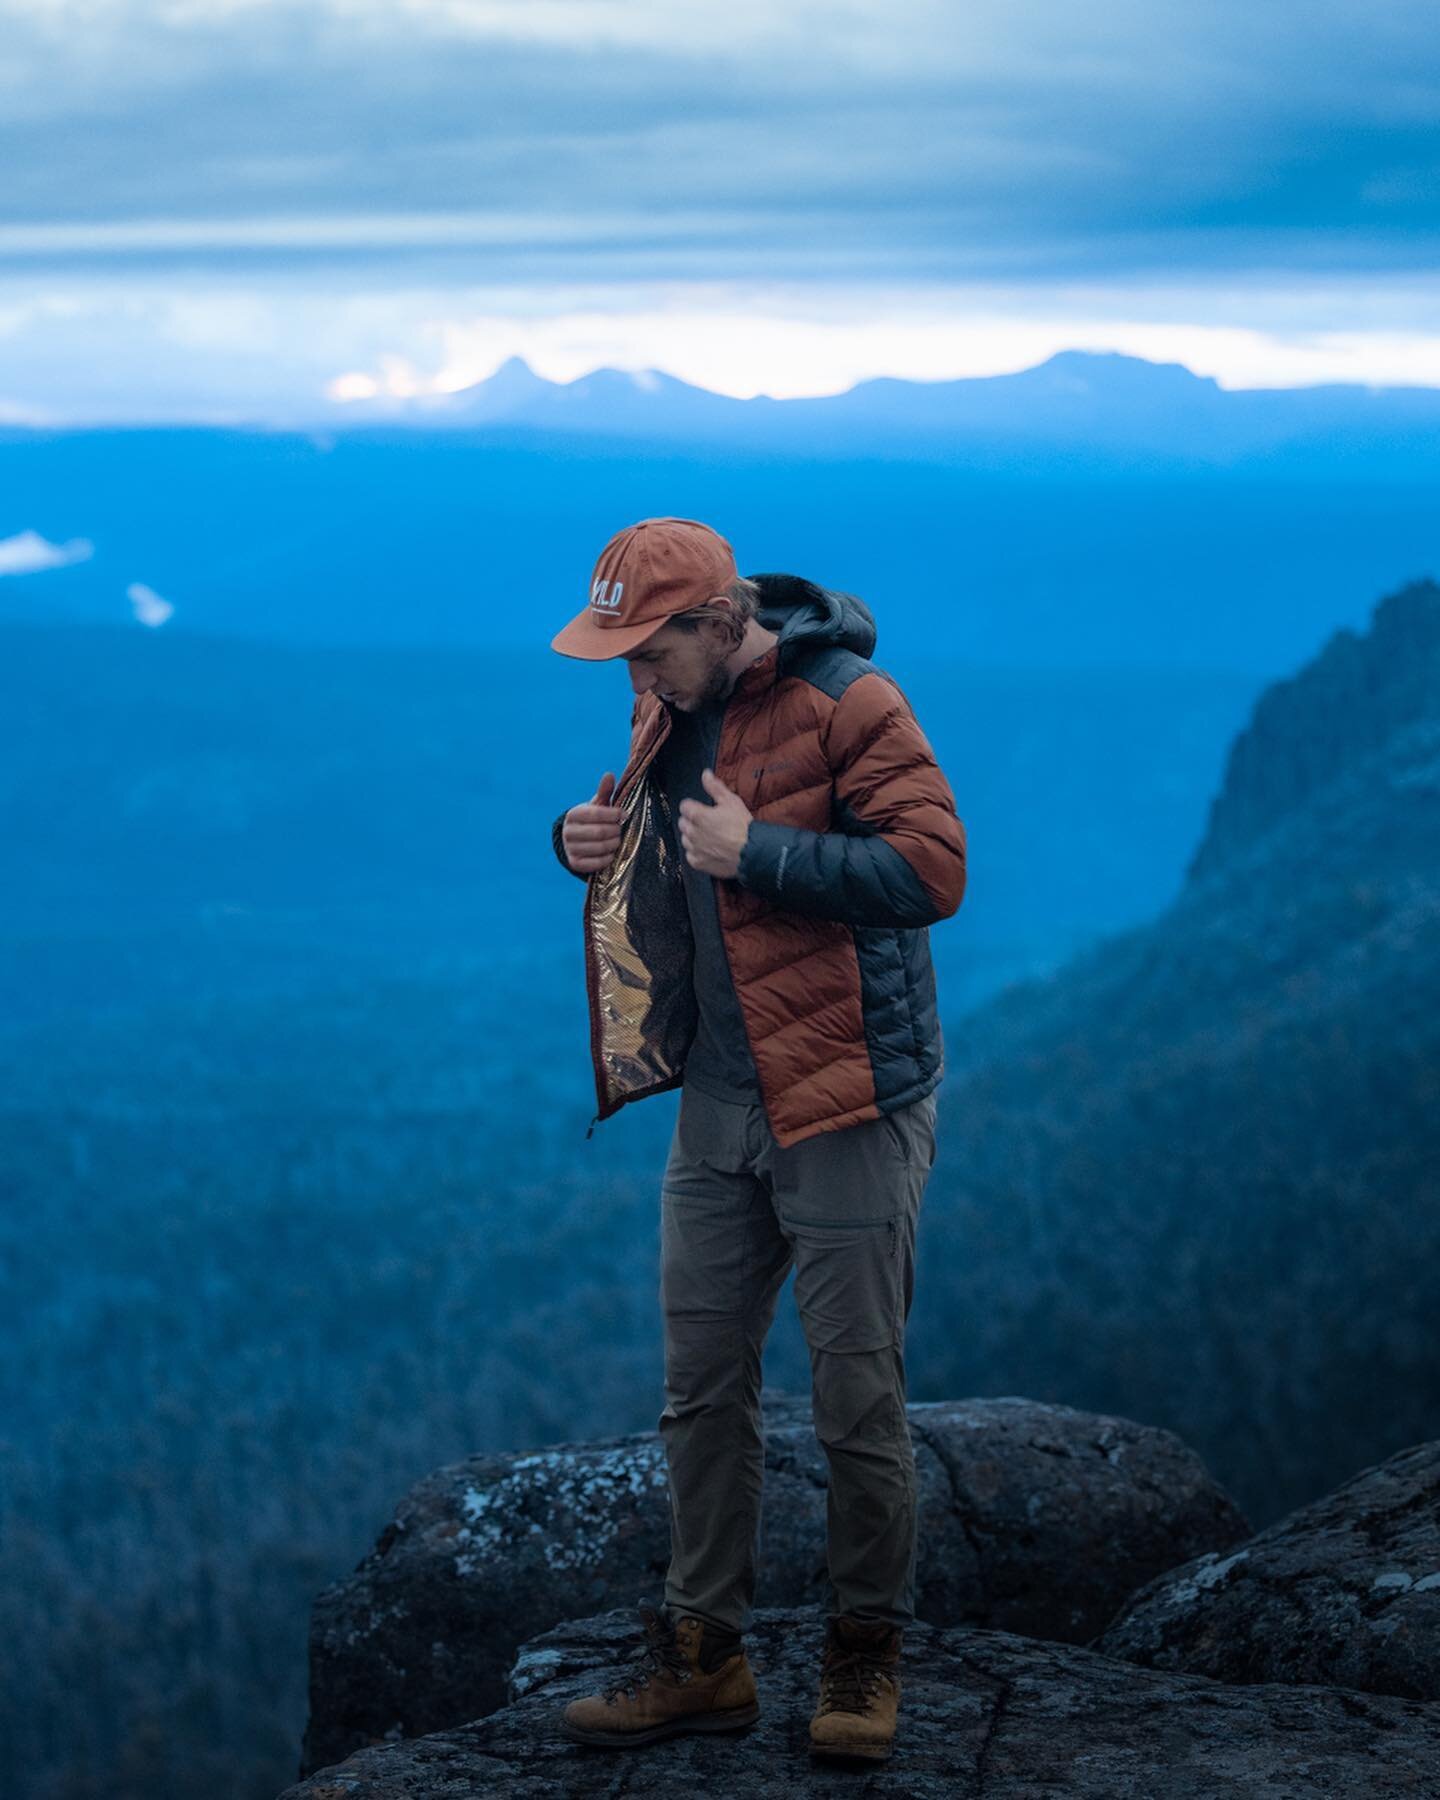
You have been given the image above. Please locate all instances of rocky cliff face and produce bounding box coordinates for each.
[1097,1437,1440,1700]
[283,1416,1440,1799]
[910,576,1440,1525]
[280,1603,1440,1799]
[302,1397,1246,1774]
[1187,576,1440,884]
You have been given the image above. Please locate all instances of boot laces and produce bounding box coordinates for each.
[602,1604,692,1703]
[818,1643,893,1716]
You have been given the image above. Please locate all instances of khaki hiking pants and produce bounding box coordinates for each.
[658,1079,939,1633]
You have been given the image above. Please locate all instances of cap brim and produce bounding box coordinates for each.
[550,608,667,661]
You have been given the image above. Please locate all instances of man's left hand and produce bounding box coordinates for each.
[678,768,753,878]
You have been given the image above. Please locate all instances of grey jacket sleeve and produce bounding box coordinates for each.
[737,818,944,927]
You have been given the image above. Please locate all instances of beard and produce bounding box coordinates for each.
[699,647,735,704]
[664,639,736,710]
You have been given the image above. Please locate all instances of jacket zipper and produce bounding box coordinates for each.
[708,692,774,1124]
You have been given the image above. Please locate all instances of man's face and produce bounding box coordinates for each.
[622,617,732,712]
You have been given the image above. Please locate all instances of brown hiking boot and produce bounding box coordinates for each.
[808,1614,903,1762]
[560,1602,760,1748]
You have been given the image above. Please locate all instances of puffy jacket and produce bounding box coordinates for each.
[552,572,967,1147]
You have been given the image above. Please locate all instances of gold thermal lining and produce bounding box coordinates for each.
[585,768,696,1118]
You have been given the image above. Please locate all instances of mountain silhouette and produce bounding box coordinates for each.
[331,348,1440,474]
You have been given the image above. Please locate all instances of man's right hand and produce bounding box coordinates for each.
[562,772,623,873]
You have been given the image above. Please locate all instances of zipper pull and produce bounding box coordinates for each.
[585,1112,600,1140]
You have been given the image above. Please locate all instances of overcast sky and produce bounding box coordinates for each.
[2,0,1438,420]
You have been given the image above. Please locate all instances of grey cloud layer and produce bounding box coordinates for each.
[1,0,1437,280]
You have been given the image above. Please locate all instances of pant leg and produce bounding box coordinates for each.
[759,1091,938,1627]
[659,1084,793,1633]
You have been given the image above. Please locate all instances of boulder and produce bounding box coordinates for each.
[282,1603,1440,1798]
[303,1396,1248,1773]
[1096,1437,1440,1699]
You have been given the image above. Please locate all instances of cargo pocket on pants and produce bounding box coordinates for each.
[781,1213,902,1354]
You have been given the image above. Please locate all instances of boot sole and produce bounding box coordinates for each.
[561,1702,760,1749]
[809,1740,893,1763]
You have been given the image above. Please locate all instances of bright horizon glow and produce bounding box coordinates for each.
[327,312,1440,406]
[9,274,1440,424]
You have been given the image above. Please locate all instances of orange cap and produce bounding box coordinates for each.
[551,516,739,660]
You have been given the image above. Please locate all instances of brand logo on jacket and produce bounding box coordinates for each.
[590,578,625,613]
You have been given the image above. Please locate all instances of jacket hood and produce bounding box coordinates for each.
[749,572,877,667]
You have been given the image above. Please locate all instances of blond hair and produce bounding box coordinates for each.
[670,576,761,648]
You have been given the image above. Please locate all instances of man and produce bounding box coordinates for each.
[549,516,966,1762]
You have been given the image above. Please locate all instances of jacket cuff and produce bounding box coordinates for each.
[552,809,577,877]
[737,819,801,900]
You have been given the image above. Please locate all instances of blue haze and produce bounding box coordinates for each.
[1,353,1438,1798]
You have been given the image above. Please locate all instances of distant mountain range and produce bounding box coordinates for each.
[330,348,1440,473]
[3,353,1438,675]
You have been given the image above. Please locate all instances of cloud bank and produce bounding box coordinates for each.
[1,0,1436,283]
[0,0,1436,419]
[0,530,94,575]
